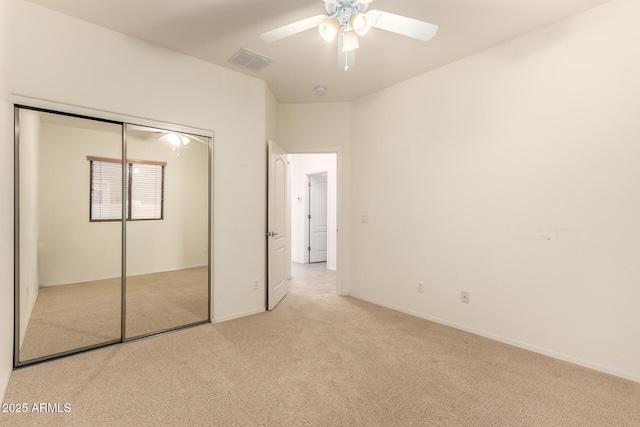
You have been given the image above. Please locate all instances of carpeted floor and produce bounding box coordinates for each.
[19,267,208,362]
[3,263,640,426]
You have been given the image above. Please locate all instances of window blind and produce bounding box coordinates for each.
[88,157,165,221]
[129,163,164,220]
[90,159,123,221]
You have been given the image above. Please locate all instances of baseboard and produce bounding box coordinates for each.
[39,264,209,287]
[39,274,118,287]
[213,307,266,323]
[19,285,39,350]
[348,291,640,384]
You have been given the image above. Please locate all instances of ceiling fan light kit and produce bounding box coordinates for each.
[319,18,340,42]
[350,12,371,36]
[261,0,438,70]
[161,132,191,147]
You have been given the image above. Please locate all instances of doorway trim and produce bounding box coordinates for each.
[286,147,344,296]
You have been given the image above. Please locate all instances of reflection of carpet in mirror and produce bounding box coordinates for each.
[19,267,208,363]
[126,267,209,338]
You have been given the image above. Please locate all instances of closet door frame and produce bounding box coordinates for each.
[13,96,213,368]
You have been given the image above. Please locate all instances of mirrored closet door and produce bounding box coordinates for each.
[15,109,123,364]
[124,124,210,339]
[15,106,211,367]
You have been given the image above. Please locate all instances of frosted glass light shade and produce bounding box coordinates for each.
[342,31,359,51]
[319,18,340,42]
[350,12,371,35]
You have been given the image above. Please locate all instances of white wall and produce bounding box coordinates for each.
[349,0,640,382]
[1,0,269,398]
[289,154,337,270]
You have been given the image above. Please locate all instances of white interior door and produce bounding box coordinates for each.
[308,172,328,263]
[267,140,289,310]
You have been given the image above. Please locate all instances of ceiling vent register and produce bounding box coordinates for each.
[229,47,274,72]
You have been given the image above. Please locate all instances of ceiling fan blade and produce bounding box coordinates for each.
[261,15,327,42]
[367,10,438,42]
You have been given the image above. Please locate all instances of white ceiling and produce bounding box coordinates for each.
[24,0,611,103]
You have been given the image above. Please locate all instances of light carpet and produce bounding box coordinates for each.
[2,263,639,426]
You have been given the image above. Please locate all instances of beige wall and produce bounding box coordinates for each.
[265,86,278,142]
[348,0,640,382]
[278,103,351,152]
[0,0,12,396]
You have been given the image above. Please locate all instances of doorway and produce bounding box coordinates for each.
[287,153,338,294]
[307,172,328,264]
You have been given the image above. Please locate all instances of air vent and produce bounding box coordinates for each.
[228,48,274,72]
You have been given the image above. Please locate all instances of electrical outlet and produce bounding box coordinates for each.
[461,291,469,304]
[253,280,259,290]
[417,282,424,293]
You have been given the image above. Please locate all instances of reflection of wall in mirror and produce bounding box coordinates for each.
[38,121,121,286]
[37,123,209,286]
[126,133,209,277]
[19,110,41,348]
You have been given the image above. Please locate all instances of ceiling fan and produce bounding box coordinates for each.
[260,0,438,70]
[129,125,208,156]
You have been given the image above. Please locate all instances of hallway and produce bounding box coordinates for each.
[288,262,336,296]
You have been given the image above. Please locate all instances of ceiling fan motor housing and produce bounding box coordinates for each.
[325,0,369,30]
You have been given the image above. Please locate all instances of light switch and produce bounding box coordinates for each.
[361,215,369,224]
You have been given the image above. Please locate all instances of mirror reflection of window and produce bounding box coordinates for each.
[88,158,122,221]
[87,157,166,221]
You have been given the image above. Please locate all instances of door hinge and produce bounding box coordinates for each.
[308,247,311,251]
[308,214,311,219]
[308,182,311,187]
